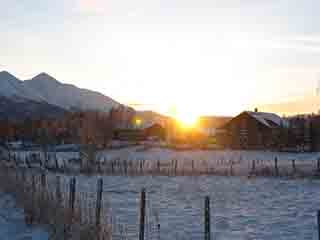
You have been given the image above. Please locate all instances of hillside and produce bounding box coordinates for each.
[0,71,122,120]
[0,96,66,121]
[23,73,120,112]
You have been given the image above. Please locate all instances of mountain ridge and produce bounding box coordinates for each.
[24,72,120,112]
[0,71,121,112]
[0,71,45,102]
[0,71,122,120]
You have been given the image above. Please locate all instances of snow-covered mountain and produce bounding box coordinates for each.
[0,71,45,102]
[0,71,120,113]
[23,73,120,112]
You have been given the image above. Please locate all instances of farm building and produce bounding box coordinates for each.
[219,110,288,149]
[113,123,166,141]
[288,114,320,152]
[143,123,166,140]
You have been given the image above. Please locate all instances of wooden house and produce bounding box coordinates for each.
[219,110,288,149]
[143,123,166,140]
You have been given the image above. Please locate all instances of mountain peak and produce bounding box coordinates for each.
[0,70,120,113]
[0,70,11,75]
[32,72,59,83]
[0,71,18,81]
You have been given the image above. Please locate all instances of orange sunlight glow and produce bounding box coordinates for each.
[174,111,199,129]
[168,104,200,129]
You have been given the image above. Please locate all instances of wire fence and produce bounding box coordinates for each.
[0,165,320,240]
[5,150,320,178]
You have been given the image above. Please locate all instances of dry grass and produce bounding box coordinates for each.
[0,165,112,240]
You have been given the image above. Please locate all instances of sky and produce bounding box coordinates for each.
[1,0,320,117]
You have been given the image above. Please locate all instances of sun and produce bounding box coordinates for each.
[168,104,199,128]
[175,112,198,128]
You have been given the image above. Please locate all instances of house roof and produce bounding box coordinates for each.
[245,111,289,128]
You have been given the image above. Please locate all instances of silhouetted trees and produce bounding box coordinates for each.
[0,110,117,147]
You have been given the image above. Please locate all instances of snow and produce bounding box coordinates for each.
[63,174,320,239]
[7,145,320,176]
[7,149,80,169]
[0,192,48,240]
[3,145,320,239]
[97,146,320,163]
[0,71,44,102]
[96,147,320,176]
[0,71,119,112]
[23,72,120,112]
[245,111,289,128]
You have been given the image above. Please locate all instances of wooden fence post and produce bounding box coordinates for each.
[41,173,46,189]
[55,176,62,203]
[292,159,296,173]
[139,188,146,240]
[13,154,17,168]
[157,223,161,240]
[25,155,30,168]
[230,161,234,176]
[317,210,320,240]
[192,160,195,173]
[98,160,102,173]
[204,196,211,240]
[140,160,143,174]
[111,160,114,174]
[275,157,279,176]
[124,160,128,175]
[251,160,256,174]
[41,173,47,202]
[69,177,76,217]
[157,160,160,174]
[96,178,103,226]
[175,160,178,175]
[31,174,36,194]
[30,174,36,224]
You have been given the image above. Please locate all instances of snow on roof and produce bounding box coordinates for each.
[245,111,289,128]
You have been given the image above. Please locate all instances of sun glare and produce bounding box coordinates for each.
[168,104,200,128]
[175,112,198,128]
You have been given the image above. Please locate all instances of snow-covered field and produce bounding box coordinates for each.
[96,147,320,176]
[0,192,48,240]
[54,174,320,240]
[5,146,320,239]
[8,146,320,176]
[97,146,320,162]
[7,150,80,169]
